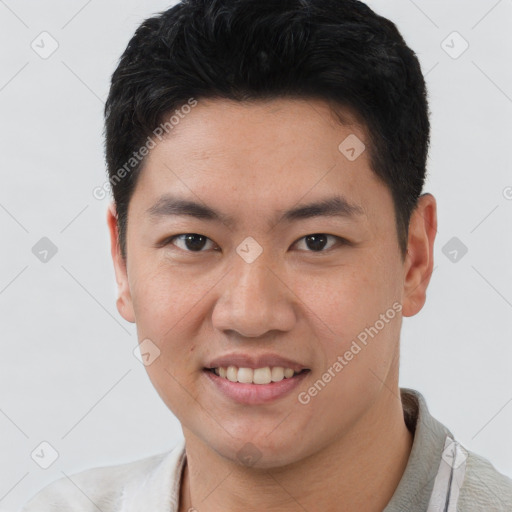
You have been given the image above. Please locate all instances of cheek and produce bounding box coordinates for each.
[128,262,207,385]
[295,262,403,421]
[296,253,403,397]
[296,260,399,343]
[130,259,199,334]
[130,263,205,415]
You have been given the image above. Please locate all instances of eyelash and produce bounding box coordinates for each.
[161,233,349,253]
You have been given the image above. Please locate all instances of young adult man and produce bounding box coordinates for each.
[22,0,512,510]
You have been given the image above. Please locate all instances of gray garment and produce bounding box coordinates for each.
[22,388,512,511]
[384,389,512,511]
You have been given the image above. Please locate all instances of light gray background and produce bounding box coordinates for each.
[1,0,511,510]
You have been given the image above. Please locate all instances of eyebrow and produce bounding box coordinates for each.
[146,194,365,229]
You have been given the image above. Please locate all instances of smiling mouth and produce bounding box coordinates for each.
[205,366,310,385]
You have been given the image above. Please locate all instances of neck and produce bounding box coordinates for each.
[179,387,413,512]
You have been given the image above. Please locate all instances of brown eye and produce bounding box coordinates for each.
[166,234,216,252]
[294,234,345,252]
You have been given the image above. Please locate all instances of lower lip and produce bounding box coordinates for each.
[203,369,310,405]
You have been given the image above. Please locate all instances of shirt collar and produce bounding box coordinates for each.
[120,437,186,512]
[383,387,455,511]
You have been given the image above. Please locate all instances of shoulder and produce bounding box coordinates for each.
[458,448,512,511]
[21,441,186,512]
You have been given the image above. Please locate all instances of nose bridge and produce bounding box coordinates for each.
[212,245,296,337]
[235,251,277,306]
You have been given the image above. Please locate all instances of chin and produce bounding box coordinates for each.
[206,430,311,470]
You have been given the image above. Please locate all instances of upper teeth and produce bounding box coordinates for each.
[213,366,297,384]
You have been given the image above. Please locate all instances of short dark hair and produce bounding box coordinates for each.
[104,0,430,260]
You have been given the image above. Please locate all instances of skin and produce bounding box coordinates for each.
[107,98,437,512]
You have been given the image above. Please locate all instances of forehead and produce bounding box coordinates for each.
[155,97,368,162]
[129,97,388,223]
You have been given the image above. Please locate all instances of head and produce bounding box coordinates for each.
[105,0,436,467]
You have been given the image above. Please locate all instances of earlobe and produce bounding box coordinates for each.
[106,202,136,324]
[401,193,437,317]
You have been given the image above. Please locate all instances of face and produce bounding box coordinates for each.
[108,98,435,468]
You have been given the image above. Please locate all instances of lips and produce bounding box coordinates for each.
[203,353,310,403]
[204,367,310,404]
[205,353,308,374]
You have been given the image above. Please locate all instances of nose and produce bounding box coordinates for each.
[211,250,297,339]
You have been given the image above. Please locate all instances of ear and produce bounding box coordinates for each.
[106,202,135,323]
[401,193,437,317]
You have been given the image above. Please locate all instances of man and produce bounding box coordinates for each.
[22,0,512,510]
